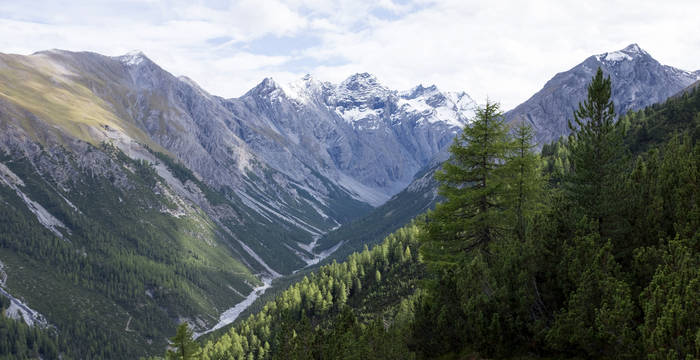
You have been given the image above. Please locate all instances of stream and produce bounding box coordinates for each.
[194,277,272,339]
[194,226,343,338]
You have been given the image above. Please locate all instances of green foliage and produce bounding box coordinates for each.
[409,70,700,360]
[504,122,544,242]
[422,100,512,267]
[547,233,638,357]
[640,236,700,359]
[0,297,63,359]
[200,224,424,359]
[565,67,627,240]
[167,323,201,360]
[0,144,258,358]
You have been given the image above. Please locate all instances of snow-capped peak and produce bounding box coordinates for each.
[396,85,474,128]
[595,43,650,63]
[118,50,147,66]
[623,43,645,54]
[401,84,440,99]
[278,74,327,104]
[340,73,385,92]
[334,73,389,103]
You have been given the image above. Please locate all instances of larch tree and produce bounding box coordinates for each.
[504,121,543,242]
[166,323,201,360]
[422,99,511,267]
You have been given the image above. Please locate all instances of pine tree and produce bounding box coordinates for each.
[166,323,201,360]
[566,67,626,239]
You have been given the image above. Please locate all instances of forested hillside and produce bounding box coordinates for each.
[194,224,423,359]
[194,68,700,360]
[0,144,260,358]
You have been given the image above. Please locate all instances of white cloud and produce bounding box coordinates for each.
[1,0,699,109]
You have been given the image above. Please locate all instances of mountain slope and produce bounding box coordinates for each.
[200,223,424,360]
[315,160,441,262]
[505,44,699,146]
[0,143,261,358]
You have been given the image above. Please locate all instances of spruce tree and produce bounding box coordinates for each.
[566,67,625,239]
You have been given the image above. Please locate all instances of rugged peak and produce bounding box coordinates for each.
[507,43,697,147]
[595,43,650,63]
[278,74,329,104]
[341,72,382,90]
[261,77,278,87]
[245,77,298,103]
[402,84,440,99]
[117,50,150,67]
[251,77,282,92]
[623,43,644,54]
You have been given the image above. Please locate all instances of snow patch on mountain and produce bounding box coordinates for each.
[335,105,383,126]
[397,85,474,127]
[595,43,650,63]
[117,50,146,66]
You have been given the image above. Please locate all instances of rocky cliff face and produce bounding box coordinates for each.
[505,44,699,146]
[224,73,473,205]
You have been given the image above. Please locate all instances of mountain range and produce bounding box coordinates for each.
[0,49,474,273]
[0,43,697,357]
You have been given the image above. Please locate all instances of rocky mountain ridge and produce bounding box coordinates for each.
[505,43,699,146]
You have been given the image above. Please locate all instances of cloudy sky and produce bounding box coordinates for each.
[1,0,699,109]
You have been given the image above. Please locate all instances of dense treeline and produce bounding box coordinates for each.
[195,225,424,359]
[413,68,700,359]
[0,297,63,359]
